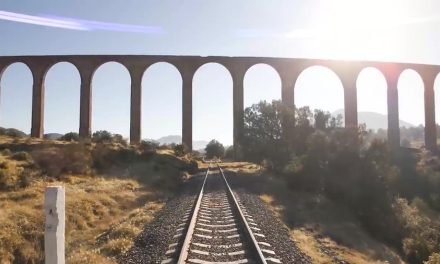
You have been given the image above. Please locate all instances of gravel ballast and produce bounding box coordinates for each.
[120,174,204,264]
[234,190,312,263]
[121,169,311,263]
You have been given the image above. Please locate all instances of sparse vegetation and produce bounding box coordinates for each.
[240,100,440,263]
[92,130,127,146]
[0,132,199,263]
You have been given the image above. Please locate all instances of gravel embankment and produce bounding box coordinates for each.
[119,174,204,264]
[224,169,312,264]
[235,190,312,263]
[121,168,311,263]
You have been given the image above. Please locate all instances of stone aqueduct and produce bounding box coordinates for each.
[0,55,440,151]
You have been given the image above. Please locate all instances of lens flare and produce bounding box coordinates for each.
[0,10,87,30]
[0,10,164,34]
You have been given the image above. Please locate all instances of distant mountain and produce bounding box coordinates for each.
[154,135,209,150]
[156,135,181,145]
[332,110,415,130]
[44,133,63,140]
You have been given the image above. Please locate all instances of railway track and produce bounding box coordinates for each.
[161,164,281,264]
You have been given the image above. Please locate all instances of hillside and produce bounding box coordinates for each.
[332,110,415,130]
[154,135,209,150]
[0,135,198,263]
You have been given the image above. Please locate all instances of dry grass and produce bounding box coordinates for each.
[259,192,404,264]
[0,173,165,264]
[0,138,181,264]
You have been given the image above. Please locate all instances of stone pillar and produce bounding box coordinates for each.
[182,71,193,152]
[386,75,400,149]
[79,70,93,138]
[281,75,295,109]
[232,69,245,158]
[31,68,45,138]
[341,74,358,128]
[130,69,143,144]
[280,73,297,145]
[44,186,65,264]
[423,74,437,150]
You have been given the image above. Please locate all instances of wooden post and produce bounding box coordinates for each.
[44,186,65,264]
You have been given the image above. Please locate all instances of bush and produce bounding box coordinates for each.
[60,132,79,142]
[0,127,27,138]
[205,139,225,159]
[0,161,26,190]
[139,140,159,153]
[173,144,185,157]
[92,130,127,146]
[92,130,113,143]
[394,198,440,263]
[1,149,11,156]
[425,253,440,264]
[92,145,138,174]
[112,134,127,146]
[18,169,32,188]
[10,151,32,162]
[31,144,92,177]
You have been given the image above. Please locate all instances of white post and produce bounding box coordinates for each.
[44,186,65,264]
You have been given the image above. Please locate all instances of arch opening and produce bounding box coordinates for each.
[294,65,345,126]
[356,67,388,140]
[0,62,33,134]
[92,62,131,139]
[193,63,233,149]
[434,73,440,143]
[243,63,281,108]
[44,62,80,137]
[141,62,182,143]
[398,69,424,147]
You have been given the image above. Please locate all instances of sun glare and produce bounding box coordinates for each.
[311,0,411,59]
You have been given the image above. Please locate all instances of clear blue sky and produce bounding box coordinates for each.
[1,0,440,145]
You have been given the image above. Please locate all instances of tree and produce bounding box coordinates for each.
[205,140,225,159]
[242,100,294,169]
[92,130,113,143]
[224,146,235,160]
[60,132,79,142]
[313,109,331,130]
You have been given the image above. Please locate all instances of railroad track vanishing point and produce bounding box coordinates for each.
[161,164,282,264]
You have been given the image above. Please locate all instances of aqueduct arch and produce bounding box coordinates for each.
[0,55,439,151]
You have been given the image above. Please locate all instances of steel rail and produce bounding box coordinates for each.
[176,165,210,264]
[217,164,268,264]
